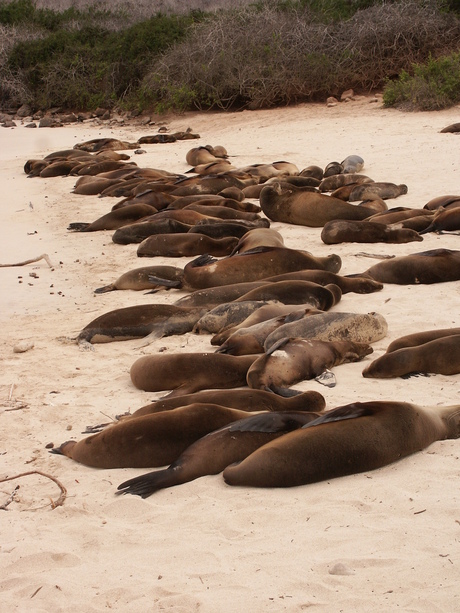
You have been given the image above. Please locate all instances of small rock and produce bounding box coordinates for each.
[329,563,355,576]
[13,341,35,353]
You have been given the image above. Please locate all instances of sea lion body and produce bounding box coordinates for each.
[419,207,460,234]
[321,219,422,244]
[263,269,383,294]
[349,182,408,201]
[112,218,192,244]
[341,155,364,174]
[193,300,272,334]
[234,280,342,310]
[137,233,238,257]
[223,401,460,487]
[67,203,157,232]
[94,265,185,293]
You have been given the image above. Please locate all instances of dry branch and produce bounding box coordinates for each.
[0,470,67,509]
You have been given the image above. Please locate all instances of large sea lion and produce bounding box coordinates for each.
[51,403,253,468]
[260,181,376,227]
[385,327,460,353]
[223,401,460,488]
[136,233,238,258]
[233,280,342,310]
[355,248,460,284]
[320,219,423,244]
[186,145,228,166]
[130,353,259,396]
[423,195,460,211]
[76,304,207,344]
[362,333,460,378]
[229,228,285,255]
[67,203,158,232]
[264,311,388,351]
[117,411,322,497]
[246,337,373,393]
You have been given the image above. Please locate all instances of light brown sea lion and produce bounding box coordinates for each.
[385,327,460,353]
[181,247,342,290]
[362,334,460,378]
[188,161,235,175]
[182,204,260,221]
[117,411,323,497]
[39,159,82,177]
[51,403,253,468]
[112,218,193,244]
[170,174,251,197]
[72,176,121,195]
[367,207,434,225]
[74,160,137,176]
[348,182,408,202]
[186,145,228,166]
[423,195,460,210]
[355,248,460,284]
[137,233,238,258]
[94,265,185,293]
[419,206,460,234]
[67,203,158,232]
[320,219,423,244]
[229,228,284,255]
[319,173,372,192]
[264,311,388,351]
[223,401,460,488]
[76,304,207,344]
[247,337,373,393]
[130,353,259,396]
[260,181,376,227]
[262,269,383,294]
[193,301,273,334]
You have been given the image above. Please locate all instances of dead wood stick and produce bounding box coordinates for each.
[0,253,54,268]
[0,470,67,509]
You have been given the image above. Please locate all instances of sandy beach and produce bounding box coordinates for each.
[1,96,459,612]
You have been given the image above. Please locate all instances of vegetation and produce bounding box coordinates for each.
[0,0,459,113]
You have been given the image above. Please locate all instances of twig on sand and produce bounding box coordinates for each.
[0,470,67,509]
[0,485,20,510]
[0,253,54,268]
[355,252,395,260]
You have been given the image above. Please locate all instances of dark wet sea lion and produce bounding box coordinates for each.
[94,265,185,293]
[223,401,460,487]
[137,233,238,258]
[112,218,193,244]
[51,403,253,468]
[130,388,326,417]
[356,248,460,284]
[76,304,207,344]
[362,334,460,378]
[117,411,322,497]
[247,337,373,393]
[130,353,259,396]
[260,181,376,227]
[233,280,341,310]
[67,203,158,232]
[419,207,460,234]
[262,270,383,294]
[320,219,423,244]
[189,220,267,240]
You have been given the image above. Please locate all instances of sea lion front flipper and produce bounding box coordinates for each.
[67,222,90,232]
[301,403,373,428]
[147,275,182,288]
[117,468,170,498]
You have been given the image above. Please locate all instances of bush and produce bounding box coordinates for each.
[383,51,460,110]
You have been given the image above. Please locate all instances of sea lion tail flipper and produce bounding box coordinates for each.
[117,468,172,498]
[268,385,303,397]
[147,275,182,289]
[94,284,116,293]
[188,253,217,268]
[49,440,77,457]
[265,337,291,356]
[301,403,373,429]
[67,222,90,232]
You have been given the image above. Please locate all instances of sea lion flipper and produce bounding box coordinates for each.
[265,337,291,356]
[117,469,170,498]
[228,412,318,434]
[301,403,372,428]
[147,274,182,288]
[67,222,90,232]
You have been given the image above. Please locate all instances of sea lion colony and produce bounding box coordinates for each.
[24,136,460,496]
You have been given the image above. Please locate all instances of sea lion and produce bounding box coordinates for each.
[362,333,460,378]
[264,311,388,351]
[130,353,259,396]
[51,403,253,468]
[193,300,273,334]
[112,218,193,245]
[136,233,238,258]
[229,228,285,255]
[181,247,342,290]
[130,388,326,417]
[419,207,460,234]
[348,182,408,201]
[186,145,228,166]
[72,176,121,195]
[67,203,158,232]
[341,155,364,174]
[174,281,271,308]
[385,327,460,353]
[223,401,460,488]
[94,265,186,293]
[320,219,423,244]
[182,204,260,221]
[189,219,268,240]
[260,181,376,227]
[299,165,324,180]
[355,248,460,284]
[76,304,207,344]
[440,123,460,133]
[246,337,373,393]
[73,137,140,152]
[262,270,383,294]
[233,280,342,310]
[319,173,372,192]
[117,411,322,497]
[323,162,343,178]
[423,195,460,210]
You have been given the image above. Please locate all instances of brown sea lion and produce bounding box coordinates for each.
[112,218,193,244]
[246,337,373,393]
[348,182,408,201]
[130,353,259,396]
[341,155,364,174]
[174,282,270,308]
[440,123,460,133]
[320,219,423,244]
[67,203,158,232]
[319,173,372,192]
[385,327,460,353]
[229,228,284,255]
[419,207,460,234]
[362,333,460,378]
[76,304,207,344]
[299,165,324,180]
[137,233,238,258]
[423,195,460,210]
[117,411,322,497]
[50,403,253,468]
[94,265,185,293]
[262,270,383,294]
[186,145,228,166]
[223,401,460,488]
[260,181,376,227]
[233,280,341,310]
[355,248,460,284]
[193,300,273,334]
[73,137,140,152]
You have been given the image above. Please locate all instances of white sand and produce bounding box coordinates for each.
[1,97,459,612]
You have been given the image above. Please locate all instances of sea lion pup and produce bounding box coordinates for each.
[131,388,326,417]
[320,219,423,244]
[130,353,259,396]
[50,403,254,469]
[117,410,322,497]
[73,137,140,152]
[348,182,408,202]
[186,145,228,166]
[246,337,373,393]
[76,304,208,344]
[419,206,460,234]
[193,300,274,334]
[181,247,342,290]
[215,308,322,356]
[423,195,460,210]
[440,122,460,133]
[94,265,186,293]
[264,311,388,351]
[354,248,460,284]
[229,228,284,255]
[261,270,383,294]
[299,165,324,180]
[385,327,460,353]
[112,218,192,245]
[260,181,377,227]
[362,333,460,378]
[136,234,238,258]
[323,161,343,177]
[67,203,158,232]
[341,155,364,174]
[223,401,460,488]
[319,173,372,192]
